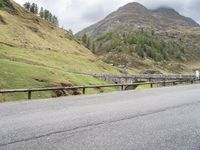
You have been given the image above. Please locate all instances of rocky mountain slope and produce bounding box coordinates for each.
[78,2,200,73]
[0,0,120,102]
[78,2,199,38]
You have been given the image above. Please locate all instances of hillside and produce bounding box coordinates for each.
[0,0,120,102]
[77,2,200,73]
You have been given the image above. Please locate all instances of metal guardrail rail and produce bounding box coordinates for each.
[87,73,196,80]
[0,80,196,100]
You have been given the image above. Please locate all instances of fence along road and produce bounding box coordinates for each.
[0,79,198,100]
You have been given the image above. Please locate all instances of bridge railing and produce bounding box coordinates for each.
[87,73,196,80]
[0,79,196,100]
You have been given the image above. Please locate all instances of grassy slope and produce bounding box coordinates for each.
[0,1,119,102]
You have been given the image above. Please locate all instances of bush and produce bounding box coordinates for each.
[0,0,4,8]
[146,48,162,61]
[96,32,113,41]
[105,40,121,52]
[135,45,145,58]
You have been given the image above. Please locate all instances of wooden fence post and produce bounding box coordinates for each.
[83,88,86,94]
[163,80,166,87]
[28,91,32,100]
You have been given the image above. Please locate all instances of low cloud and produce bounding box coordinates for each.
[14,0,200,32]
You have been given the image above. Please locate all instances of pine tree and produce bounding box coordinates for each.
[39,7,44,18]
[44,9,49,20]
[92,42,96,53]
[23,2,30,11]
[34,3,38,14]
[48,12,52,22]
[68,29,73,35]
[30,3,35,13]
[52,15,59,26]
[82,34,87,44]
[86,38,91,49]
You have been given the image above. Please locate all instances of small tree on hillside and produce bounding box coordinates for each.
[68,29,73,35]
[23,2,30,11]
[39,7,44,18]
[30,3,35,13]
[48,12,52,22]
[82,34,87,44]
[34,3,38,14]
[86,38,91,49]
[44,9,49,20]
[30,3,38,14]
[92,42,96,53]
[52,15,59,26]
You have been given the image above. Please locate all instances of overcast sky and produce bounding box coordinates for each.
[14,0,200,33]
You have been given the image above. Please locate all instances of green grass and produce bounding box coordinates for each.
[0,7,122,102]
[0,44,118,102]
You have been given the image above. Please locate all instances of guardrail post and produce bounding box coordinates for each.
[150,83,153,88]
[82,88,86,94]
[121,85,124,91]
[28,91,32,100]
[163,80,166,87]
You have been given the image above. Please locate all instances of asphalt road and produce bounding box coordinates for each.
[1,85,200,150]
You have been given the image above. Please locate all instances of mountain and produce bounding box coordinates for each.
[152,7,199,28]
[77,2,200,73]
[78,2,199,38]
[0,0,120,102]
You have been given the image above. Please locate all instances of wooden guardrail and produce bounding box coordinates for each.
[0,79,196,100]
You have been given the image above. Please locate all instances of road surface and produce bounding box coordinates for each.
[1,85,200,150]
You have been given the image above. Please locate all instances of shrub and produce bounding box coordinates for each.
[105,40,121,52]
[0,0,5,9]
[96,32,113,41]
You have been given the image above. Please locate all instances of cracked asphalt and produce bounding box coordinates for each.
[1,84,200,150]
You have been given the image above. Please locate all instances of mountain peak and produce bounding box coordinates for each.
[123,2,146,7]
[154,7,177,12]
[152,7,180,16]
[152,7,199,27]
[118,2,148,11]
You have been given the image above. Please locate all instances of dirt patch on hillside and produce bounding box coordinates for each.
[0,15,6,24]
[52,83,82,97]
[26,26,45,39]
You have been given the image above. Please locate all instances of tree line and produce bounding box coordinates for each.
[23,2,59,26]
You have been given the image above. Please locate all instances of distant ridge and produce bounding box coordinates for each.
[78,2,199,38]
